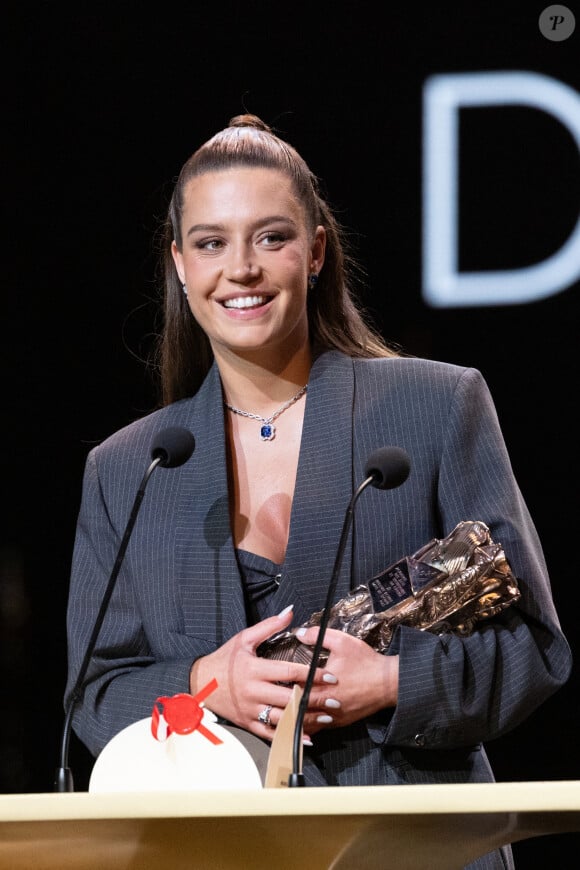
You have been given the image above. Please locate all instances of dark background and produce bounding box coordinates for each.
[2,2,579,865]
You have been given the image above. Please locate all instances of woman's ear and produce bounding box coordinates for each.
[171,240,185,284]
[310,225,326,274]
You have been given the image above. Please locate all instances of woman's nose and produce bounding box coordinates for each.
[225,244,260,282]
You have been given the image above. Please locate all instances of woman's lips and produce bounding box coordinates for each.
[221,295,271,309]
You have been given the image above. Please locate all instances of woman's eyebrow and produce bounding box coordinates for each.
[186,215,297,237]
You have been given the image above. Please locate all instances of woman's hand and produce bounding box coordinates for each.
[189,605,333,741]
[294,626,399,734]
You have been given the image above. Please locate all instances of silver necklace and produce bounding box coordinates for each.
[224,384,307,441]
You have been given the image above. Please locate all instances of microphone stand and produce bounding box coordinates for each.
[288,474,375,787]
[54,454,163,792]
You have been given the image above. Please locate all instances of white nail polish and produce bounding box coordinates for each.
[316,714,333,724]
[303,737,313,747]
[296,627,307,638]
[277,604,294,618]
[323,673,338,684]
[325,698,341,709]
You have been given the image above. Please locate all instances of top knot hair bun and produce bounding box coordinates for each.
[227,114,272,133]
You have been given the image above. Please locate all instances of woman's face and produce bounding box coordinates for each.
[171,167,325,363]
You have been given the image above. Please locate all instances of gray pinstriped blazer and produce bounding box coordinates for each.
[66,350,572,869]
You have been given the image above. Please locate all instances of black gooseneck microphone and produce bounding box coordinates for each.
[288,445,411,787]
[54,426,196,793]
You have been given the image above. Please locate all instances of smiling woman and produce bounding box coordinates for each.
[171,167,323,371]
[63,114,572,870]
[158,115,394,405]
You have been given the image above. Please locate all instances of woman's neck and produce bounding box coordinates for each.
[214,344,313,412]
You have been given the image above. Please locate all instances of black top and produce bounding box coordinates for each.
[235,548,283,622]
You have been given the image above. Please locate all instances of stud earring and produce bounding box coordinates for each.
[308,273,319,290]
[182,283,188,296]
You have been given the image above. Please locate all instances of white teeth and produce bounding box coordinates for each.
[223,295,266,309]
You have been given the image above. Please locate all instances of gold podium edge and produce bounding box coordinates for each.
[2,782,580,870]
[2,781,580,820]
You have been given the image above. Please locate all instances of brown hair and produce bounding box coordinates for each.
[155,114,398,405]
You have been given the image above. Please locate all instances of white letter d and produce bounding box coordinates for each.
[423,71,580,307]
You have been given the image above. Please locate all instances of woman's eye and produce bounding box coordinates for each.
[196,238,223,251]
[261,232,286,246]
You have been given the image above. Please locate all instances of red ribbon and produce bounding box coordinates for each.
[151,678,223,745]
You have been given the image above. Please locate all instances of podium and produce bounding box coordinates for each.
[1,781,580,869]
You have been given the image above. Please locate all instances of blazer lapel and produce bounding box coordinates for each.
[175,363,248,645]
[175,353,356,637]
[282,352,355,623]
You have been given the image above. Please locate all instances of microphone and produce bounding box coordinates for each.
[54,426,195,792]
[288,446,411,787]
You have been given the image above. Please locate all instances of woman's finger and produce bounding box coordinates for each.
[242,603,295,650]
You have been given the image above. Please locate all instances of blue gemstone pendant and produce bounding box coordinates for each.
[260,423,275,441]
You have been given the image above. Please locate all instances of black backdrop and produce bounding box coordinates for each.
[2,3,579,864]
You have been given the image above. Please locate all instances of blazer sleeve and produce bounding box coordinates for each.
[379,366,572,750]
[64,449,206,757]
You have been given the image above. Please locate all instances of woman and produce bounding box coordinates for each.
[65,115,572,868]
